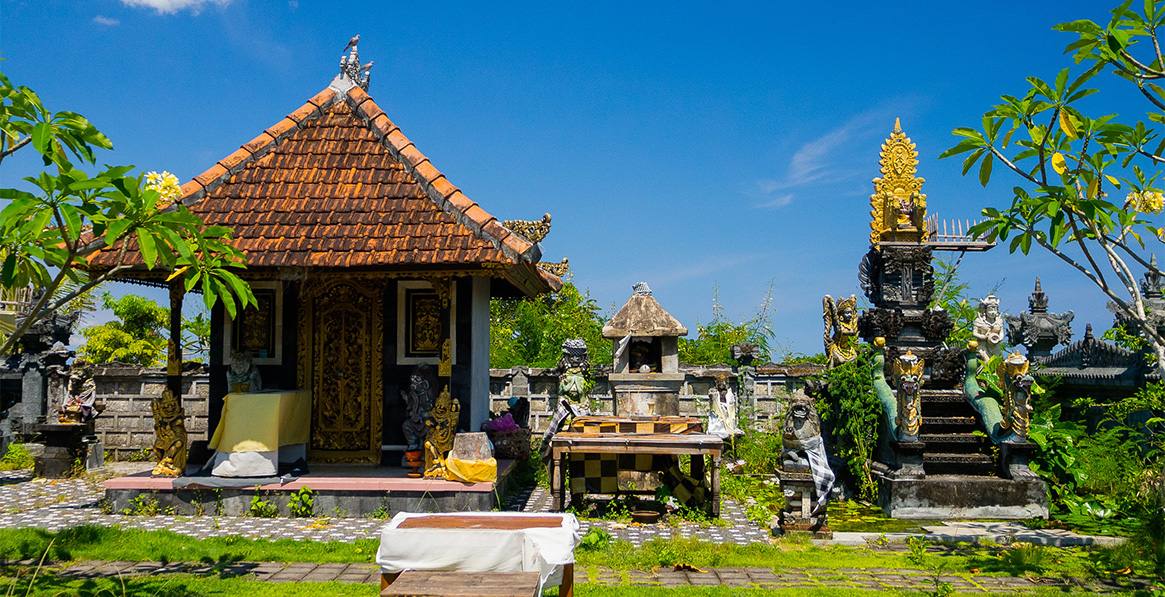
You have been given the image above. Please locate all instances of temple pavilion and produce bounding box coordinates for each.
[90,45,562,466]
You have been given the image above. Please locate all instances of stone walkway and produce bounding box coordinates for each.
[0,469,770,546]
[7,560,1142,593]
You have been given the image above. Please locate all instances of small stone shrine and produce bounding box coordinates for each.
[1004,279,1074,359]
[602,282,688,416]
[776,394,834,538]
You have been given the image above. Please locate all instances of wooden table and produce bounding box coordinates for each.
[381,571,540,597]
[548,432,724,517]
[378,514,576,597]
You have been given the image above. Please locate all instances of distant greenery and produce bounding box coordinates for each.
[490,281,612,369]
[77,292,168,366]
[0,443,33,471]
[76,292,212,366]
[678,285,776,366]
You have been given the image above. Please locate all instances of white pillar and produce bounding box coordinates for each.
[469,276,491,430]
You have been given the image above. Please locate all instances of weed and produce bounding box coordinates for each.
[125,494,160,516]
[249,491,278,518]
[0,443,34,471]
[289,486,313,518]
[923,562,955,597]
[328,506,348,518]
[907,536,931,567]
[999,542,1050,574]
[578,528,611,551]
[127,447,154,462]
[213,488,224,516]
[366,498,393,520]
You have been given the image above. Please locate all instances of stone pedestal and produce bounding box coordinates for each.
[876,474,1048,519]
[33,421,94,478]
[608,373,683,416]
[775,470,832,539]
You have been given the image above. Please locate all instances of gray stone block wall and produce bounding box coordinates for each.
[91,365,210,459]
[488,364,820,432]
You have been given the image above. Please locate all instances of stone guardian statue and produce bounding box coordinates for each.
[822,294,859,369]
[972,295,1005,365]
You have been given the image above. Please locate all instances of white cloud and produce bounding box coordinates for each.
[752,100,924,209]
[288,0,299,10]
[118,0,232,15]
[93,15,121,25]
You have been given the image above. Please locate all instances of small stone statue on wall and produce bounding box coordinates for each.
[424,386,459,478]
[58,359,100,424]
[401,364,437,452]
[226,350,262,393]
[707,373,742,439]
[823,295,859,369]
[972,295,1005,365]
[556,339,590,405]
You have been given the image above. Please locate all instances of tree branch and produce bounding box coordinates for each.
[0,136,32,165]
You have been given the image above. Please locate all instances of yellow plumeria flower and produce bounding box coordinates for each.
[1127,190,1165,214]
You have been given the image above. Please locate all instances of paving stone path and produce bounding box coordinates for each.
[0,469,770,546]
[6,560,1141,593]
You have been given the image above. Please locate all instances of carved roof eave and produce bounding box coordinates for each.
[1034,336,1139,369]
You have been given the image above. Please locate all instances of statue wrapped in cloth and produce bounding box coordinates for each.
[776,394,835,538]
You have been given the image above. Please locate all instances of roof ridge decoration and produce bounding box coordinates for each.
[167,53,541,267]
[1034,323,1137,369]
[870,118,928,246]
[338,35,372,91]
[503,213,552,244]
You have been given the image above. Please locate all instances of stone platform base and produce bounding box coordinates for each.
[877,474,1048,519]
[103,460,516,517]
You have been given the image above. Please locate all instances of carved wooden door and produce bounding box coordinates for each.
[299,278,384,463]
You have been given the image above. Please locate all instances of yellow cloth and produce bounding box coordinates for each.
[443,457,498,483]
[208,390,311,453]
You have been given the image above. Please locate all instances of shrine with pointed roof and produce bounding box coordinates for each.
[90,42,562,466]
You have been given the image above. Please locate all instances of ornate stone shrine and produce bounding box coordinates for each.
[852,121,1046,519]
[602,282,688,416]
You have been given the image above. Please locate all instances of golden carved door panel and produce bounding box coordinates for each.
[298,278,384,463]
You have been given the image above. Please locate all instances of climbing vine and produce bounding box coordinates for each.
[815,346,880,501]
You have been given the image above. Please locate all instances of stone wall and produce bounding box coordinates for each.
[92,365,210,459]
[488,363,822,432]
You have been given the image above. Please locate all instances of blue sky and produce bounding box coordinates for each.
[3,0,1158,358]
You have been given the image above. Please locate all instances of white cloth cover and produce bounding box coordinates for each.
[209,443,306,477]
[376,512,581,593]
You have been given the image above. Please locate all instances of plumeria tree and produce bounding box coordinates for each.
[0,71,254,355]
[941,1,1165,378]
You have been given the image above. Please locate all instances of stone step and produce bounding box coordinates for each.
[921,416,978,426]
[920,433,989,446]
[923,452,994,466]
[918,389,965,402]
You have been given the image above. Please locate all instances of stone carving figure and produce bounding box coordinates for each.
[893,350,924,441]
[780,394,835,515]
[59,358,98,424]
[707,373,741,439]
[556,339,590,404]
[424,386,459,477]
[972,295,1005,365]
[401,364,437,452]
[998,351,1034,442]
[151,387,188,477]
[226,350,262,393]
[823,294,859,369]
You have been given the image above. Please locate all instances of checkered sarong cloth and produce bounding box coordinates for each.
[567,452,707,507]
[801,435,835,514]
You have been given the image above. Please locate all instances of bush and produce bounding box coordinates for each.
[0,444,34,471]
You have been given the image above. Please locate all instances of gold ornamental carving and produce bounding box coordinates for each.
[438,339,452,377]
[822,294,859,369]
[997,351,1033,440]
[538,258,570,278]
[298,277,385,463]
[892,350,924,440]
[424,386,459,477]
[870,119,928,245]
[151,387,188,476]
[502,213,552,243]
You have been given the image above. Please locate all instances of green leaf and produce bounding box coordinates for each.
[136,229,158,269]
[105,218,132,244]
[979,153,994,187]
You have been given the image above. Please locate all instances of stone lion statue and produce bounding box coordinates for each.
[782,395,822,472]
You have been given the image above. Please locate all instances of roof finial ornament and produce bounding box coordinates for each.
[339,34,370,91]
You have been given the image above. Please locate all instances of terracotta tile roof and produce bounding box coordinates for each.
[90,76,558,292]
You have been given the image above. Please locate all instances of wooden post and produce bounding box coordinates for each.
[167,280,183,397]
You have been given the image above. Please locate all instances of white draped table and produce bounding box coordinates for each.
[375,512,581,595]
